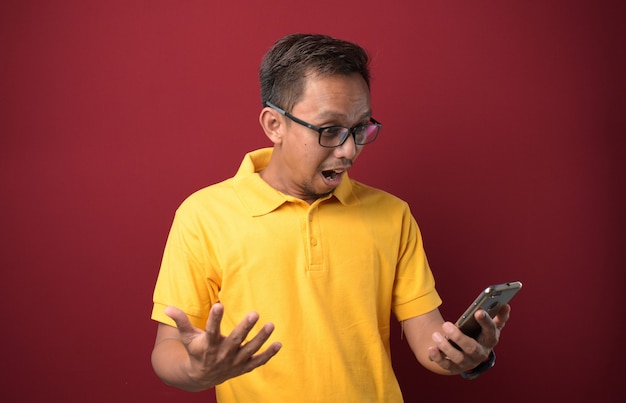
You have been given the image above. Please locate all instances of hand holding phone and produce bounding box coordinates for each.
[454,281,522,339]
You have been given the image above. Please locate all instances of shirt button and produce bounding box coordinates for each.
[311,238,317,246]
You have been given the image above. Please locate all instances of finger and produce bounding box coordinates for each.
[474,309,504,350]
[226,311,261,346]
[441,321,478,357]
[165,306,195,334]
[239,322,277,356]
[493,304,511,330]
[205,303,225,345]
[432,329,487,373]
[427,345,455,370]
[244,341,283,372]
[432,330,463,363]
[474,309,494,329]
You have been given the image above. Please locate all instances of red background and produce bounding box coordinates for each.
[1,1,624,402]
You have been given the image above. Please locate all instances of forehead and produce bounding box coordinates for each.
[296,73,371,116]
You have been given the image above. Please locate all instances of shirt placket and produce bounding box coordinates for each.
[306,205,323,271]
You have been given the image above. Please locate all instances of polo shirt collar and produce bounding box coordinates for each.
[233,148,359,216]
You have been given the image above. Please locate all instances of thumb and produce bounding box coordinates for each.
[164,306,195,334]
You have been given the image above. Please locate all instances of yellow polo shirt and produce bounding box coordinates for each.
[152,148,441,402]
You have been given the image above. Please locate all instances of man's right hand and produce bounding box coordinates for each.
[151,303,282,391]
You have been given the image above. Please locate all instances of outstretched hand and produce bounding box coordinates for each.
[159,304,282,390]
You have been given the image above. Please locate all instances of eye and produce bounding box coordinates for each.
[321,127,347,138]
[353,125,368,135]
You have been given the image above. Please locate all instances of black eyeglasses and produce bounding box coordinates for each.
[265,101,382,148]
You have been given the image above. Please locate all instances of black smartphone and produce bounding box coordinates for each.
[455,281,522,339]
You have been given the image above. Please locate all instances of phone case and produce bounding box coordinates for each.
[455,281,522,339]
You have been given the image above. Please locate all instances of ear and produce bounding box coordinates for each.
[259,107,284,145]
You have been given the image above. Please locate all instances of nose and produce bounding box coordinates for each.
[333,133,358,159]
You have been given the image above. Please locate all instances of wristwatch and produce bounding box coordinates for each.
[460,350,496,380]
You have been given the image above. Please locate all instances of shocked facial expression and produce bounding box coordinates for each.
[268,72,372,203]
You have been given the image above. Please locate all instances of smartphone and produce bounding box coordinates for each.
[455,281,522,339]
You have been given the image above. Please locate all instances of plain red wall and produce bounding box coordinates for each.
[1,1,623,402]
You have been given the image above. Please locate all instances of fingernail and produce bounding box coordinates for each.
[427,347,436,361]
[432,332,443,342]
[442,322,455,333]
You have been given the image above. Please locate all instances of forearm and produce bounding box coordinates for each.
[402,310,455,374]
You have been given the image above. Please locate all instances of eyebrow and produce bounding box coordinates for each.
[314,110,373,124]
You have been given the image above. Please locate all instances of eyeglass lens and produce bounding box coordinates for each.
[319,125,379,147]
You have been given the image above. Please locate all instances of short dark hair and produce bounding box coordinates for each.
[259,33,370,112]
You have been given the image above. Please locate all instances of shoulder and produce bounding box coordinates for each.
[350,179,410,211]
[176,177,239,215]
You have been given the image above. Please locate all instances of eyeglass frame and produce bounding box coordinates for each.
[264,101,382,148]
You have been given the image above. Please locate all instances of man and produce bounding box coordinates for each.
[151,33,510,402]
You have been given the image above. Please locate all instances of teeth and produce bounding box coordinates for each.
[323,170,338,180]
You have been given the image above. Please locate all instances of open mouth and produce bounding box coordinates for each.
[322,169,345,182]
[322,170,339,180]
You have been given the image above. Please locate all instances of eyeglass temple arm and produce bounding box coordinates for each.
[266,100,381,129]
[264,101,286,114]
[265,101,322,131]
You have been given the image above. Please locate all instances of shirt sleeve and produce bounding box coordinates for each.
[391,206,442,321]
[151,199,221,329]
